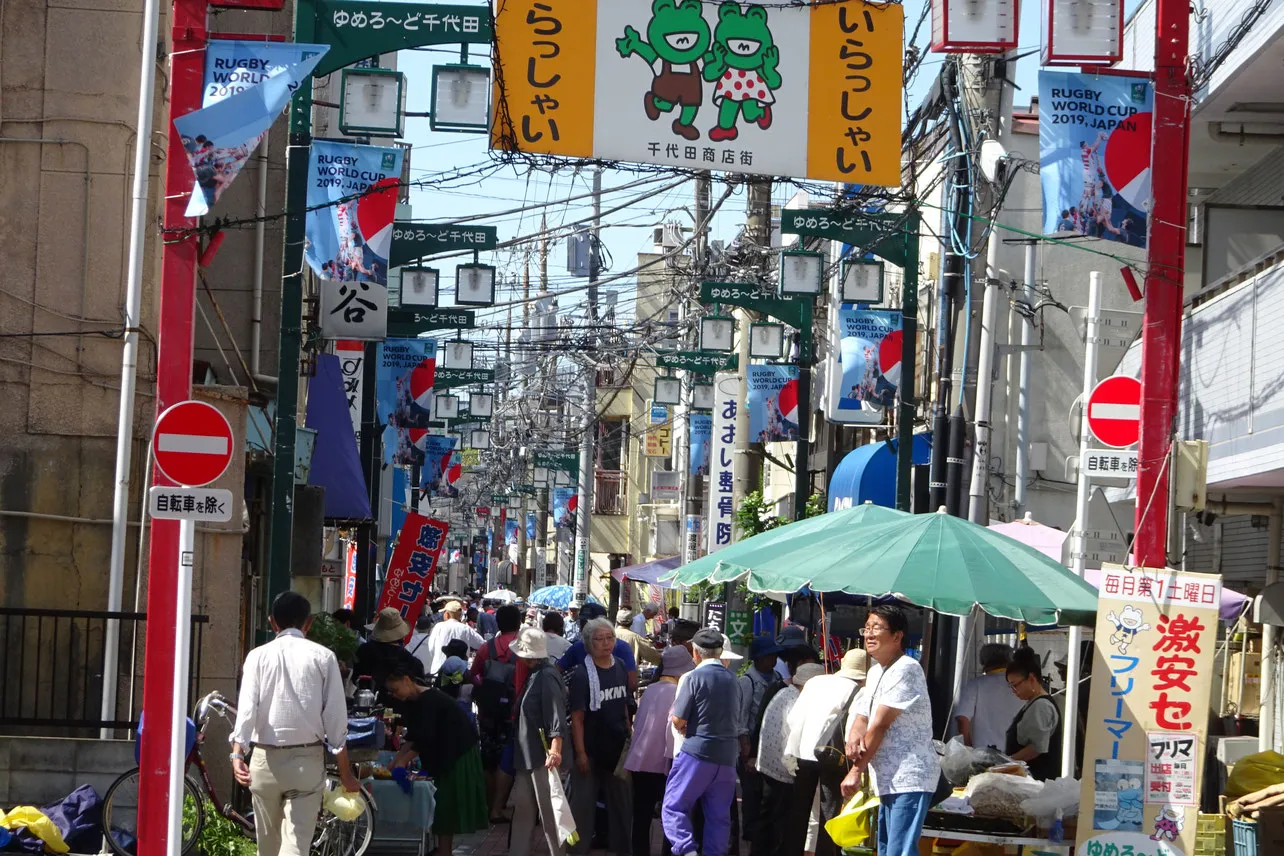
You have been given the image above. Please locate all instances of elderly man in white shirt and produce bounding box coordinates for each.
[631,603,659,637]
[231,592,361,856]
[422,599,486,675]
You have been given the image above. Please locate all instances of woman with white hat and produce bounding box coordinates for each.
[509,626,570,856]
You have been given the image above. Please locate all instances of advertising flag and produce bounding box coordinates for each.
[421,435,457,495]
[526,511,537,541]
[689,412,712,477]
[1040,70,1152,248]
[553,487,577,529]
[827,306,901,424]
[506,519,519,545]
[377,513,449,631]
[377,339,437,465]
[707,373,740,554]
[747,364,800,442]
[1079,566,1220,856]
[305,140,403,286]
[492,0,904,186]
[175,43,328,216]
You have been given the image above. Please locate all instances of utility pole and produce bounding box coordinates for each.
[682,173,711,563]
[732,179,770,532]
[1133,0,1193,567]
[1013,240,1037,514]
[534,485,550,590]
[573,168,602,600]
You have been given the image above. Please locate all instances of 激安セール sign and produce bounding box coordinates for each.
[492,0,904,186]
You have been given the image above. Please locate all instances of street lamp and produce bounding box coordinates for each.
[469,392,494,417]
[779,249,824,297]
[749,322,786,359]
[555,470,572,486]
[433,394,460,420]
[443,340,474,369]
[654,376,682,406]
[692,382,715,411]
[339,68,406,137]
[700,315,735,352]
[401,267,439,308]
[840,259,885,304]
[469,429,491,450]
[430,64,491,133]
[456,263,496,306]
[534,466,549,484]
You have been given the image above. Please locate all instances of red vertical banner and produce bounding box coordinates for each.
[343,541,358,610]
[378,513,449,630]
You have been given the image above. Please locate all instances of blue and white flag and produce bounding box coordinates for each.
[305,141,403,286]
[175,42,328,216]
[421,434,457,494]
[689,412,711,477]
[747,364,800,443]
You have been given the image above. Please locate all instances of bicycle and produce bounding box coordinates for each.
[100,691,377,856]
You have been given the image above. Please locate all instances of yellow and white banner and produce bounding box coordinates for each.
[492,0,904,187]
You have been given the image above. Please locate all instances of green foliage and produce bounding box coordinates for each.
[183,797,256,856]
[307,612,359,662]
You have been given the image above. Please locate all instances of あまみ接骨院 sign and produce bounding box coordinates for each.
[491,0,904,187]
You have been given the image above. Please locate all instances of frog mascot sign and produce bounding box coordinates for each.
[493,0,905,186]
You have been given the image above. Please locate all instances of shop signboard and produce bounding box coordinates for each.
[492,0,904,186]
[706,372,740,554]
[1078,565,1220,856]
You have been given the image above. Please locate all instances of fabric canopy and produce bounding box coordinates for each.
[612,555,680,588]
[305,353,371,520]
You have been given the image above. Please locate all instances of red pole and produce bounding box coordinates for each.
[137,1,206,854]
[1132,0,1191,568]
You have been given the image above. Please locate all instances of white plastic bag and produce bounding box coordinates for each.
[1021,776,1081,821]
[940,735,1017,786]
[963,772,1046,821]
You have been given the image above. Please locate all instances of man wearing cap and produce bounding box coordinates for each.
[774,624,817,681]
[563,601,582,644]
[663,628,742,856]
[737,636,784,847]
[354,608,426,697]
[422,600,485,676]
[783,648,869,856]
[615,608,661,668]
[756,663,825,856]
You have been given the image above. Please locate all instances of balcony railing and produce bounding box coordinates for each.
[594,470,628,516]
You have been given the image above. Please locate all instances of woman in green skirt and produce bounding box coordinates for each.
[385,664,489,853]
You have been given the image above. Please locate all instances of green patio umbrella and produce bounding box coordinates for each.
[665,501,912,587]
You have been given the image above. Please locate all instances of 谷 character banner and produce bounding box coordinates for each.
[827,306,901,424]
[492,0,904,186]
[305,140,403,286]
[1039,70,1152,248]
[377,513,449,631]
[175,42,329,216]
[747,364,800,443]
[1078,565,1220,856]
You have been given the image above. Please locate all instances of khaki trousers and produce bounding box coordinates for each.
[249,745,325,856]
[510,769,566,856]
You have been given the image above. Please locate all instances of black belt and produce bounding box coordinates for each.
[259,740,323,750]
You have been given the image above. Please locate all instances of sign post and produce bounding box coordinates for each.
[150,400,234,854]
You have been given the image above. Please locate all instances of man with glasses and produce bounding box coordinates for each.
[842,605,940,856]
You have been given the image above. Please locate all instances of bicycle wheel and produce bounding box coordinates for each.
[101,767,204,856]
[311,780,376,856]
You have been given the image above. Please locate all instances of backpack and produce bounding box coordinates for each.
[749,673,787,753]
[474,637,517,721]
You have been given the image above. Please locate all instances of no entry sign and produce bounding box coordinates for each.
[153,401,234,487]
[1087,375,1142,448]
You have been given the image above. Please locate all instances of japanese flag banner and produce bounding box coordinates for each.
[1078,566,1220,856]
[377,513,449,634]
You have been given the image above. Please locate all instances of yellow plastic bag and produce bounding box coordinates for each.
[323,790,367,822]
[824,788,882,848]
[0,807,70,854]
[1226,750,1284,800]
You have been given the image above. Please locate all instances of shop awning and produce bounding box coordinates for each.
[827,433,932,510]
[305,353,371,521]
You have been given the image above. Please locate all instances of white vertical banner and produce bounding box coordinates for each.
[334,340,365,446]
[706,372,740,555]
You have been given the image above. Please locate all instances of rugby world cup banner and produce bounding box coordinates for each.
[747,364,799,443]
[421,435,457,495]
[492,0,904,186]
[1039,70,1152,248]
[175,42,328,216]
[826,306,901,425]
[689,412,712,477]
[553,487,577,529]
[305,140,403,285]
[377,339,437,465]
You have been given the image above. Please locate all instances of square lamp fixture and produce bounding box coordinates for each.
[780,249,825,297]
[654,376,682,406]
[443,340,474,369]
[692,382,715,411]
[456,263,497,306]
[930,0,1019,54]
[468,392,494,417]
[700,315,735,353]
[339,68,406,137]
[508,494,522,510]
[1043,0,1124,64]
[533,466,550,484]
[433,394,460,421]
[555,470,573,487]
[840,259,886,304]
[469,429,491,450]
[430,64,492,133]
[401,267,439,308]
[749,322,786,359]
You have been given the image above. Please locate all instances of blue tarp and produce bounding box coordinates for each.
[306,353,372,520]
[827,433,932,511]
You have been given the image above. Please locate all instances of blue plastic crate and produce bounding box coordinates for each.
[1232,818,1258,856]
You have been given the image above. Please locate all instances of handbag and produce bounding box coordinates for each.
[815,680,863,773]
[824,776,881,847]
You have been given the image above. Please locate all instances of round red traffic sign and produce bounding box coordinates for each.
[152,401,234,487]
[1087,375,1142,448]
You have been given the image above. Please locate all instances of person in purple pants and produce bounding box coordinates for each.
[663,627,741,856]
